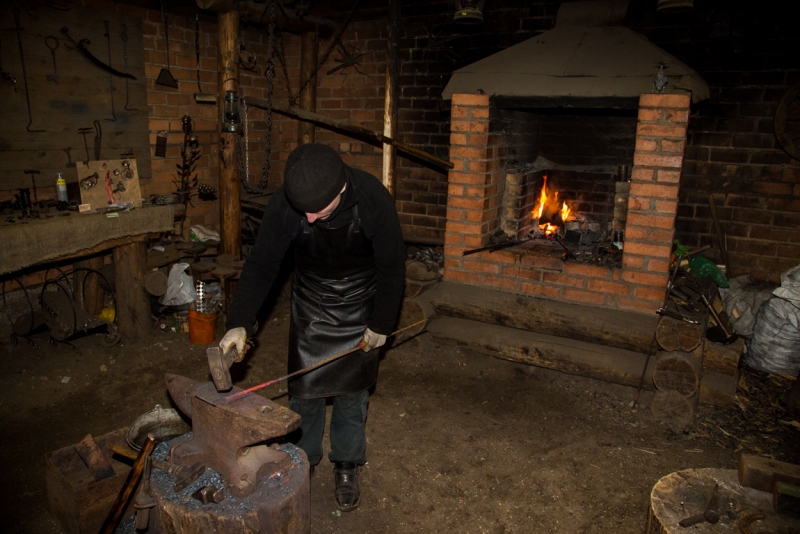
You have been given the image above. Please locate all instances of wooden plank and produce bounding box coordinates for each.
[0,7,149,190]
[74,434,116,482]
[703,337,744,375]
[421,280,658,353]
[698,369,738,406]
[427,315,656,388]
[112,240,150,341]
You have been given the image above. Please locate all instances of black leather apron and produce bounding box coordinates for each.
[288,200,378,399]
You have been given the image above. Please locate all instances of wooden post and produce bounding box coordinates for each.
[112,239,150,342]
[73,255,105,315]
[382,0,400,196]
[297,31,318,146]
[218,10,241,259]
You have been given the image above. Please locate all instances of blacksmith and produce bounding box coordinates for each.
[218,143,406,511]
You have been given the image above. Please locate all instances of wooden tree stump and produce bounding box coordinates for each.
[647,467,800,533]
[653,351,701,397]
[656,315,703,352]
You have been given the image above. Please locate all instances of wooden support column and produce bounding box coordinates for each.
[297,31,318,145]
[112,240,150,342]
[74,255,105,315]
[218,10,241,259]
[382,0,400,197]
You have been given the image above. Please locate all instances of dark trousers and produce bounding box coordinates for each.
[289,390,369,466]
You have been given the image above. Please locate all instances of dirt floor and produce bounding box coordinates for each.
[1,291,798,533]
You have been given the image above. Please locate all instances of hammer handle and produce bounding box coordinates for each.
[99,434,156,534]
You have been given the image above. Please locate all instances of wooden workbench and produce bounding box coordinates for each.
[1,205,175,341]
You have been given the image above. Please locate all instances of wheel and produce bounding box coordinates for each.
[775,82,800,160]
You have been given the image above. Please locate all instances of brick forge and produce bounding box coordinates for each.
[443,93,691,315]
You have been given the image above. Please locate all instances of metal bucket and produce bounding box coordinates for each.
[126,404,191,451]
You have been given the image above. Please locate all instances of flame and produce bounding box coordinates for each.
[540,223,558,237]
[534,175,548,219]
[561,201,571,222]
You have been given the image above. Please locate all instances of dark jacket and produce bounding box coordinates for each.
[226,165,406,336]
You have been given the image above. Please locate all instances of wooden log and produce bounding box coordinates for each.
[427,316,657,388]
[73,255,105,316]
[218,11,242,259]
[655,315,703,352]
[739,454,800,493]
[703,337,744,375]
[650,389,694,430]
[243,97,454,170]
[423,281,657,353]
[698,369,738,406]
[653,351,701,397]
[112,240,150,342]
[381,0,400,197]
[297,31,318,145]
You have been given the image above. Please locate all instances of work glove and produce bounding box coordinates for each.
[361,328,387,353]
[219,327,247,362]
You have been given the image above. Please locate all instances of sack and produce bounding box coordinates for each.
[744,295,800,375]
[719,275,777,337]
[159,263,196,307]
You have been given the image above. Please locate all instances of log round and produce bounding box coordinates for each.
[655,315,703,352]
[650,390,693,430]
[647,467,800,533]
[149,443,309,533]
[653,351,701,397]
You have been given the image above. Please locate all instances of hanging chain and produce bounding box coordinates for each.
[237,0,275,195]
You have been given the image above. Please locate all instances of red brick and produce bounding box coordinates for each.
[448,184,465,196]
[467,134,489,147]
[445,222,483,235]
[444,258,461,269]
[624,226,648,240]
[450,147,488,159]
[621,270,669,288]
[471,107,490,119]
[465,210,489,223]
[753,182,793,196]
[639,93,690,108]
[444,243,465,256]
[633,153,684,169]
[637,108,662,122]
[648,228,675,244]
[543,272,586,288]
[665,109,690,123]
[452,94,490,106]
[444,270,481,284]
[520,282,561,299]
[564,263,610,278]
[646,258,670,274]
[482,275,518,290]
[563,289,605,306]
[636,123,688,138]
[491,250,521,265]
[617,297,659,314]
[586,279,630,295]
[448,172,490,185]
[520,255,564,271]
[450,133,467,146]
[661,139,686,154]
[634,286,666,301]
[631,168,655,182]
[622,255,645,269]
[451,120,490,133]
[623,242,672,259]
[464,260,500,275]
[463,235,484,248]
[451,106,469,119]
[654,200,678,215]
[626,213,675,229]
[627,197,652,211]
[505,266,541,280]
[450,197,489,210]
[630,183,679,199]
[656,169,681,183]
[446,208,465,221]
[635,138,659,152]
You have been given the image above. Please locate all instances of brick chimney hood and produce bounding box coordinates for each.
[442,0,710,108]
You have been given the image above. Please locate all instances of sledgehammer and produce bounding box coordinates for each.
[207,345,242,392]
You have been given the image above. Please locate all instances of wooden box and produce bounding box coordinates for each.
[45,428,133,534]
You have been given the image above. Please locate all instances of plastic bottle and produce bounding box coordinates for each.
[55,173,68,202]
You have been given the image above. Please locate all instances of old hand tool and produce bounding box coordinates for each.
[133,456,155,530]
[110,443,205,493]
[164,374,301,497]
[737,512,765,534]
[192,483,225,504]
[657,307,700,324]
[14,9,44,133]
[99,434,156,534]
[61,27,136,80]
[45,36,59,84]
[222,319,428,402]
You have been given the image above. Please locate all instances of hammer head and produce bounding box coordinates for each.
[174,462,207,493]
[207,346,232,391]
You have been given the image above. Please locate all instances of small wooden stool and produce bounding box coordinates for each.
[190,261,216,283]
[211,267,237,313]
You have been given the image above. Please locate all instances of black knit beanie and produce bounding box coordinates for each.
[283,143,347,213]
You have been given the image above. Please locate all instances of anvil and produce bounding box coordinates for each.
[164,374,301,498]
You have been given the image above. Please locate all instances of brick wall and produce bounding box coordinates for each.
[444,93,689,314]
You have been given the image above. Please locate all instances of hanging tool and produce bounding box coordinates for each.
[62,147,75,168]
[61,27,136,80]
[13,9,44,133]
[219,319,428,401]
[155,0,179,88]
[193,8,215,103]
[77,127,93,163]
[120,24,137,111]
[103,21,117,121]
[45,36,59,84]
[24,170,40,206]
[93,120,102,160]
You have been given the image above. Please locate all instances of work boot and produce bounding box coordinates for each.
[333,462,360,511]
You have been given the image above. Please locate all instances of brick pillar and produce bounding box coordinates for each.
[620,93,690,313]
[443,94,501,284]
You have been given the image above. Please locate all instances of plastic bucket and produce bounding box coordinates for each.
[188,310,218,345]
